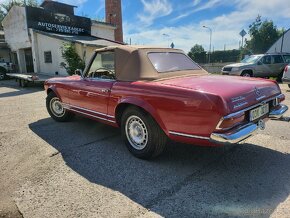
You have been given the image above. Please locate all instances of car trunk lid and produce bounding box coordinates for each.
[156,74,281,113]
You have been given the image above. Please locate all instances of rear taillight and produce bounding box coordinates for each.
[217,112,245,130]
[285,65,288,73]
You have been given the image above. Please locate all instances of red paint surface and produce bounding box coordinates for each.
[44,74,281,146]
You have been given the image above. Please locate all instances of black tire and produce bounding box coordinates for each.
[0,67,6,80]
[121,107,167,159]
[46,92,74,122]
[288,84,290,88]
[276,70,284,83]
[19,79,28,87]
[241,71,253,77]
[0,72,5,80]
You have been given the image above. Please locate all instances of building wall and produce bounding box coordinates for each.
[33,31,68,76]
[267,29,290,53]
[91,22,115,41]
[2,6,31,51]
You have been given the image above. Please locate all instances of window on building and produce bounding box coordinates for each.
[44,51,52,63]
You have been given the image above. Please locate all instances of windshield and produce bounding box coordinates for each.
[241,55,262,64]
[148,52,200,73]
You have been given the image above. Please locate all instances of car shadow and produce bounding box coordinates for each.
[29,117,290,217]
[0,80,43,98]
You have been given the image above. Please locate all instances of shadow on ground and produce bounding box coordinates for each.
[0,80,43,98]
[29,117,290,217]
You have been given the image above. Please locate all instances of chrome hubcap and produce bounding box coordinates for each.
[50,97,65,117]
[243,73,251,77]
[125,115,148,150]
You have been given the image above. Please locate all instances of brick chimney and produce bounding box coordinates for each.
[105,0,123,43]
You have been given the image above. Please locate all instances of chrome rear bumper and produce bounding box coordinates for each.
[211,104,288,144]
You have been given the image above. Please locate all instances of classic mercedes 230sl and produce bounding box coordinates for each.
[44,45,288,159]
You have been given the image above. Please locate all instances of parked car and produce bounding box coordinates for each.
[0,59,13,80]
[282,64,290,88]
[222,53,290,80]
[44,46,288,159]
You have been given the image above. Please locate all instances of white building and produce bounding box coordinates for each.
[267,28,290,54]
[2,1,121,76]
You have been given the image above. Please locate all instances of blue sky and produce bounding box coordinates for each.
[16,0,290,51]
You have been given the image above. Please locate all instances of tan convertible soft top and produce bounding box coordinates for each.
[94,45,208,81]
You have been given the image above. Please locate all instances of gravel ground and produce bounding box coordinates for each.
[0,79,289,218]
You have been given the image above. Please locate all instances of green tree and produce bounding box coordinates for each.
[61,43,85,76]
[188,44,207,63]
[0,0,38,28]
[245,16,283,54]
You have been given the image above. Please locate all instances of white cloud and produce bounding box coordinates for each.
[138,0,173,26]
[124,0,290,53]
[172,0,223,21]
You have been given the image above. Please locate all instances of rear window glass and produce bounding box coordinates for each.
[148,52,200,73]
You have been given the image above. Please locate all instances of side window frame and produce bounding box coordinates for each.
[83,50,116,81]
[272,55,283,64]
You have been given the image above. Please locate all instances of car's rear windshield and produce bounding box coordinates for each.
[148,52,200,73]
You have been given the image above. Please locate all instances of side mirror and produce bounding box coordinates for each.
[74,69,83,76]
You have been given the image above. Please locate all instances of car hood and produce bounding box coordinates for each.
[156,75,281,113]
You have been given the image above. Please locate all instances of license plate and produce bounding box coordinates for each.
[250,104,269,121]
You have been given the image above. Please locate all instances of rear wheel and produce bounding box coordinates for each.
[288,84,290,88]
[121,107,167,159]
[0,72,5,80]
[46,92,74,122]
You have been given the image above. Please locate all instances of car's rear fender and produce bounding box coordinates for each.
[115,97,168,135]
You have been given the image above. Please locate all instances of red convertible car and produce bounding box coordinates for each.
[44,45,288,159]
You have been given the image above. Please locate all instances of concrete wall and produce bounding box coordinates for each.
[0,49,11,62]
[2,6,31,51]
[32,31,68,76]
[91,22,115,41]
[268,29,290,53]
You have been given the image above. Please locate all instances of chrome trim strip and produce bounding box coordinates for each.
[210,122,258,144]
[65,107,116,123]
[62,103,115,119]
[269,104,288,119]
[169,131,210,140]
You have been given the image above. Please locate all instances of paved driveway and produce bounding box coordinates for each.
[0,80,289,218]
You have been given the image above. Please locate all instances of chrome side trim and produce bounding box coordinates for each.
[169,131,210,140]
[62,103,115,118]
[269,104,288,119]
[66,108,116,123]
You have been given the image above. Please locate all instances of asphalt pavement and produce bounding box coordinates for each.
[0,79,289,218]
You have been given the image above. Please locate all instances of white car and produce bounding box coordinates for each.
[282,64,290,88]
[0,60,13,80]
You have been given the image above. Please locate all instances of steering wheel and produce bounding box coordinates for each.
[91,67,115,79]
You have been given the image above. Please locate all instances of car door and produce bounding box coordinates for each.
[255,55,272,77]
[68,50,116,121]
[271,55,284,77]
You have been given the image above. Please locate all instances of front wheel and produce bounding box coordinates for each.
[241,71,252,77]
[46,92,74,122]
[0,72,5,80]
[288,84,290,88]
[121,107,167,159]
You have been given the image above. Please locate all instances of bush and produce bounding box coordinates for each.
[61,43,85,75]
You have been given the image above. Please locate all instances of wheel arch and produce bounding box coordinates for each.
[114,98,168,136]
[241,69,254,76]
[46,85,62,100]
